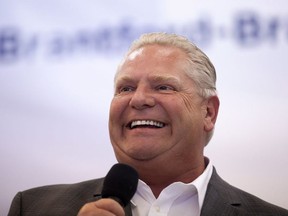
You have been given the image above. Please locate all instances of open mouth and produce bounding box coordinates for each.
[127,120,165,129]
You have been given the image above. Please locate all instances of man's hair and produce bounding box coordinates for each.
[116,32,218,144]
[117,32,217,99]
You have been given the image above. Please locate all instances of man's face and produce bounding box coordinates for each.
[109,45,217,166]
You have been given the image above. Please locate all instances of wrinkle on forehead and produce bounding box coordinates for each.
[115,73,182,87]
[115,45,189,84]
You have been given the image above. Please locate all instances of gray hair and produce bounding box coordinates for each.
[116,32,217,99]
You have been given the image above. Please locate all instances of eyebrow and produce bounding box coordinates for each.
[148,74,181,85]
[114,75,134,85]
[115,74,181,84]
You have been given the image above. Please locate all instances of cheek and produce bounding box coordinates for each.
[109,99,123,135]
[180,93,199,113]
[109,99,118,118]
[109,99,124,145]
[109,97,131,135]
[177,93,206,131]
[109,97,126,119]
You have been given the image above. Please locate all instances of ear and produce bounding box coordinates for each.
[203,96,220,132]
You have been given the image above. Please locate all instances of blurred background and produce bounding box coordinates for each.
[1,0,288,214]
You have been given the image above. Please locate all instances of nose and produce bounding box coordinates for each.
[129,87,156,110]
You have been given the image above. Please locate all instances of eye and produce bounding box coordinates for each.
[119,86,135,93]
[156,85,175,91]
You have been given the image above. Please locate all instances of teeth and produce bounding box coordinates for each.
[130,120,164,129]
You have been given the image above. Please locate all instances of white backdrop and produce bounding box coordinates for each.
[1,0,288,215]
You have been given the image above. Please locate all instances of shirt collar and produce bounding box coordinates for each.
[189,157,213,210]
[131,157,213,211]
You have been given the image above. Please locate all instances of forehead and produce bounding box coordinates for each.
[116,45,189,80]
[127,44,186,62]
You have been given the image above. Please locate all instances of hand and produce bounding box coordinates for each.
[77,198,125,216]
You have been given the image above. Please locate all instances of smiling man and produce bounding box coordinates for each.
[8,33,288,216]
[109,40,219,198]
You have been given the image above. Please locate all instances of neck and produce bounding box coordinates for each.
[136,158,206,198]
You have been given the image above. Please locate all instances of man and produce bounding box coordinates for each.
[8,33,288,216]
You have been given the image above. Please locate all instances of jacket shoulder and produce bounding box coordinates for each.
[8,178,104,216]
[24,178,104,196]
[202,168,288,216]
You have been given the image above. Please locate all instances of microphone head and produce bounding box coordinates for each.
[102,163,138,207]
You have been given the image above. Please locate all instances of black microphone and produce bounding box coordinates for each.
[101,163,139,207]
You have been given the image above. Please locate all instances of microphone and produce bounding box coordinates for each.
[101,163,139,207]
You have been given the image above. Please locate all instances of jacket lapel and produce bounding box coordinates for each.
[200,167,244,216]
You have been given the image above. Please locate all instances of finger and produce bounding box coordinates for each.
[94,199,125,216]
[77,198,125,216]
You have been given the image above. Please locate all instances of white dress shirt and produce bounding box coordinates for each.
[131,158,213,216]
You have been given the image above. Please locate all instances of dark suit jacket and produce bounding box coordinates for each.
[8,168,288,216]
